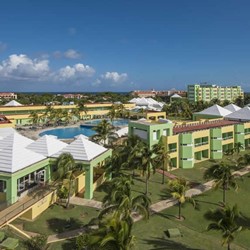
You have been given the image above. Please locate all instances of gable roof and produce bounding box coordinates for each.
[225,106,250,121]
[0,133,45,173]
[195,104,232,117]
[4,100,23,106]
[52,134,108,161]
[27,135,67,157]
[224,104,241,113]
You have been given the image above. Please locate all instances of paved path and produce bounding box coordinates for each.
[70,196,102,209]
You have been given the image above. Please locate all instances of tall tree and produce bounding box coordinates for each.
[205,204,243,250]
[152,137,171,184]
[203,162,238,204]
[233,142,244,155]
[80,212,135,250]
[91,119,116,146]
[29,111,40,126]
[167,178,195,220]
[55,153,81,208]
[99,175,151,221]
[139,142,155,196]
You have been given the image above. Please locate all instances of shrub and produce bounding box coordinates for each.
[25,235,47,250]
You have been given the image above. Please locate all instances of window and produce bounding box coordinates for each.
[0,180,6,192]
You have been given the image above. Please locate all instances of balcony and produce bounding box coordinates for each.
[169,148,177,153]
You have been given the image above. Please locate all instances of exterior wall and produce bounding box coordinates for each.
[192,113,222,121]
[20,190,57,221]
[179,133,194,168]
[210,128,223,159]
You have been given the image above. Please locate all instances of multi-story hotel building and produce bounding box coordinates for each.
[129,118,250,169]
[187,84,244,103]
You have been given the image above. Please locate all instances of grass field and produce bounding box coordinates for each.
[13,204,99,236]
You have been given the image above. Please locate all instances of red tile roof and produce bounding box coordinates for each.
[0,115,12,124]
[173,120,240,134]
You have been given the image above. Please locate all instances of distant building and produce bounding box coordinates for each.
[0,92,17,100]
[187,84,244,103]
[132,89,187,98]
[62,93,83,99]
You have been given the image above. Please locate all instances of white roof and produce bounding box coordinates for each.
[171,93,182,98]
[116,127,128,137]
[159,118,173,123]
[0,132,33,151]
[52,134,108,161]
[224,104,241,113]
[195,104,232,117]
[225,106,250,121]
[27,135,68,157]
[0,127,16,138]
[0,133,45,173]
[128,97,163,110]
[4,100,23,106]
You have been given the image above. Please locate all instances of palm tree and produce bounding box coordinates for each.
[78,101,88,118]
[139,143,155,196]
[238,153,250,167]
[91,119,116,146]
[233,142,244,155]
[82,212,135,250]
[167,178,195,220]
[205,204,243,250]
[99,175,151,221]
[29,111,40,126]
[203,162,238,204]
[55,153,81,208]
[107,105,118,125]
[152,137,170,184]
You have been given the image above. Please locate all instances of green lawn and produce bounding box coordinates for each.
[133,174,250,250]
[13,204,99,236]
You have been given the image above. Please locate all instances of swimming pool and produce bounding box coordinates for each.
[39,119,129,139]
[39,126,96,139]
[84,119,129,126]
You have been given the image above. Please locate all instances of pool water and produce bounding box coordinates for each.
[39,119,129,139]
[84,119,129,126]
[39,126,96,139]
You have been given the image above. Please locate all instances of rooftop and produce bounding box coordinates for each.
[173,120,239,134]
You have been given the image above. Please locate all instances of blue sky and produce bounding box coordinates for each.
[0,0,250,92]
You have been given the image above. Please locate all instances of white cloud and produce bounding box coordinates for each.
[101,71,128,83]
[64,49,81,59]
[0,54,49,80]
[54,63,95,81]
[53,49,81,59]
[0,54,95,83]
[0,42,7,53]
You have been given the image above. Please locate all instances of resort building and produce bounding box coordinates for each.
[0,102,136,126]
[0,93,17,100]
[0,129,111,216]
[128,117,250,169]
[187,84,244,103]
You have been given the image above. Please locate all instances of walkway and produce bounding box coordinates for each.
[69,197,102,209]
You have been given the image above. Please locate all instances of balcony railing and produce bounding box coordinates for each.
[169,148,177,153]
[195,142,208,147]
[222,136,233,140]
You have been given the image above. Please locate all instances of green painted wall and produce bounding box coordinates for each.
[210,128,223,159]
[179,133,194,169]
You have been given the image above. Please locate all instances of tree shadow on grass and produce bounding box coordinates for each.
[238,213,250,228]
[143,237,201,250]
[47,217,83,234]
[56,239,76,250]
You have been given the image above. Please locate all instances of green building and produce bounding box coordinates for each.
[187,84,244,103]
[128,118,250,169]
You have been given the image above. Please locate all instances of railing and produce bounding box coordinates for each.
[195,142,208,147]
[222,136,233,140]
[169,148,177,153]
[0,186,56,227]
